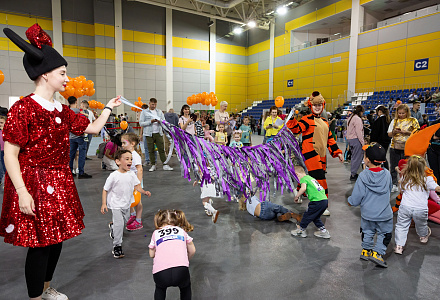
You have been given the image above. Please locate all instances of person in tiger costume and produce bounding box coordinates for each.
[287,91,343,216]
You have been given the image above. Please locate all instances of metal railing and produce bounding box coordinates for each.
[290,33,350,53]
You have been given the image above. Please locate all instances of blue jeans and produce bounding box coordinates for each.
[259,201,289,220]
[69,137,87,175]
[299,200,328,229]
[0,150,5,182]
[361,218,393,255]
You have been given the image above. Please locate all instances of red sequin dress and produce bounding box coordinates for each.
[0,94,90,247]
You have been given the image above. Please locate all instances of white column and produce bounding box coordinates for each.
[114,0,124,115]
[166,8,173,111]
[347,0,363,98]
[209,19,216,110]
[51,0,63,55]
[269,21,275,100]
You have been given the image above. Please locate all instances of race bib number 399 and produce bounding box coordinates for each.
[156,227,185,246]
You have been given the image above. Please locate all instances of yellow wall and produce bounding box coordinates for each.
[356,31,440,91]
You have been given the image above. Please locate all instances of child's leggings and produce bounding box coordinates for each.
[153,266,191,300]
[299,200,328,229]
[395,205,429,246]
[25,242,63,298]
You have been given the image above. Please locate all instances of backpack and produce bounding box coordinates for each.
[97,142,108,159]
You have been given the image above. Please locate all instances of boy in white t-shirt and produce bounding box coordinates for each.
[101,149,151,258]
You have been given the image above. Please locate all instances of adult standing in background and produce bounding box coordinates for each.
[81,100,95,160]
[347,105,365,181]
[68,96,92,179]
[215,101,233,145]
[411,101,423,125]
[370,105,391,170]
[139,98,173,172]
[164,108,179,155]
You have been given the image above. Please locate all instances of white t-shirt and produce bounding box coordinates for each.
[103,170,140,209]
[130,151,142,174]
[150,110,160,134]
[87,109,95,123]
[401,176,438,209]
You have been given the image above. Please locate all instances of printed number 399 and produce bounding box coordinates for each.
[158,227,179,237]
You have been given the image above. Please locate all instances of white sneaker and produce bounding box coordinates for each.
[75,168,79,174]
[391,185,399,192]
[314,230,331,239]
[149,165,157,172]
[212,210,219,223]
[163,164,173,171]
[322,209,330,216]
[291,227,307,238]
[41,287,68,300]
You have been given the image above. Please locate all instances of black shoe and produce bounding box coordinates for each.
[112,246,124,258]
[72,172,76,177]
[85,157,92,160]
[350,174,358,181]
[78,173,92,179]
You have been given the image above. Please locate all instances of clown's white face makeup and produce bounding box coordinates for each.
[312,104,323,114]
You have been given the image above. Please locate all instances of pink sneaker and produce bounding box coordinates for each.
[126,215,136,226]
[126,220,143,231]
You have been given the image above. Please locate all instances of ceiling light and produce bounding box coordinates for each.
[233,27,243,34]
[247,21,256,28]
[277,6,288,15]
[266,10,274,15]
[334,33,340,35]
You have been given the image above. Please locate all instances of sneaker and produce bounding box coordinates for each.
[291,227,307,238]
[41,287,68,300]
[143,161,151,167]
[212,210,219,223]
[71,172,76,177]
[112,245,124,258]
[420,227,431,243]
[109,222,114,239]
[126,215,136,226]
[163,164,173,171]
[296,196,303,204]
[205,209,213,216]
[78,173,92,179]
[360,249,372,260]
[369,251,387,268]
[314,230,331,239]
[394,245,403,255]
[391,185,399,192]
[126,220,143,231]
[322,209,330,216]
[149,165,157,172]
[101,162,106,170]
[350,174,358,181]
[277,212,295,222]
[76,168,79,174]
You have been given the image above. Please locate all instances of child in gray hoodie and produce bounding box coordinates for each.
[348,143,393,268]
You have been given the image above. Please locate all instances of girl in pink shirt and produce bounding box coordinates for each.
[149,209,196,300]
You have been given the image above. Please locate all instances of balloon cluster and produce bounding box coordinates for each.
[131,97,143,112]
[89,100,105,110]
[60,75,95,100]
[187,92,218,106]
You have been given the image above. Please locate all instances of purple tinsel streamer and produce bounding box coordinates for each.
[158,119,305,202]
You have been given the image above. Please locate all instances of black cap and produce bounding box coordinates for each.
[3,25,67,80]
[363,144,386,165]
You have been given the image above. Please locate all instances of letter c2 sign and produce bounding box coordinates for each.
[414,58,429,71]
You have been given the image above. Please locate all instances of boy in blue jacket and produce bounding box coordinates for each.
[348,143,393,268]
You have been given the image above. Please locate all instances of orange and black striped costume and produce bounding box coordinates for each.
[287,113,342,196]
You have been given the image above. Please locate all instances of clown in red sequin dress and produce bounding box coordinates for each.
[0,93,90,247]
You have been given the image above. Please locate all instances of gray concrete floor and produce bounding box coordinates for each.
[1,134,440,299]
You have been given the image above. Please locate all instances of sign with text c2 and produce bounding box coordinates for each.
[414,58,429,71]
[287,79,294,87]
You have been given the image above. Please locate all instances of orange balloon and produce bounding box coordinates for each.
[209,92,215,97]
[275,96,284,108]
[84,80,94,89]
[65,85,75,96]
[87,88,95,97]
[138,97,142,102]
[73,78,83,88]
[205,96,211,106]
[187,97,192,105]
[0,70,4,85]
[19,96,24,99]
[79,75,86,81]
[295,110,299,114]
[120,121,128,130]
[74,88,83,98]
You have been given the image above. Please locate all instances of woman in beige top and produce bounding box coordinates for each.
[215,101,233,145]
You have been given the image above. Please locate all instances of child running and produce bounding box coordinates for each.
[239,116,252,146]
[215,124,227,146]
[348,144,393,268]
[101,150,151,258]
[394,155,440,254]
[121,132,145,231]
[291,166,330,239]
[149,209,196,300]
[229,130,243,148]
